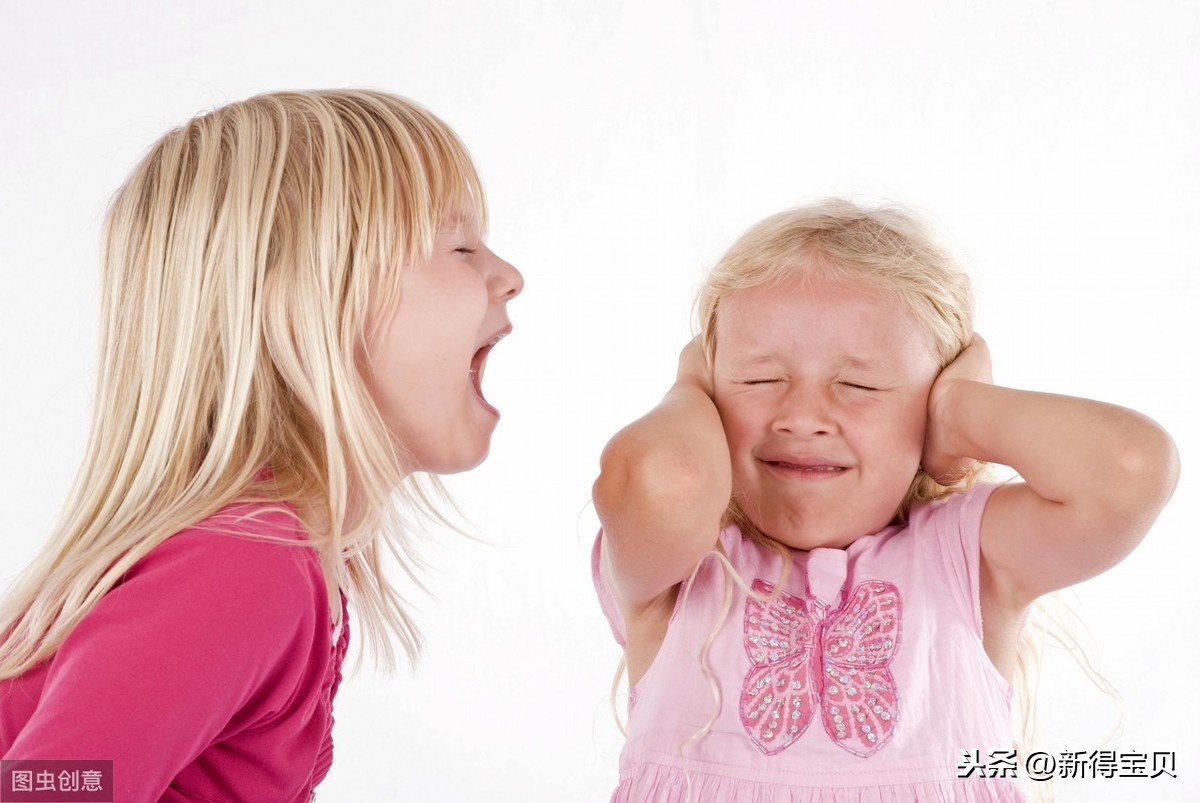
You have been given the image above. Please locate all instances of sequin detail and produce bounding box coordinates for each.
[740,578,902,758]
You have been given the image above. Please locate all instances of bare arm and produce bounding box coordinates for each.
[592,339,732,619]
[924,336,1180,612]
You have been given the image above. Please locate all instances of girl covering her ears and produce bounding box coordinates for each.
[0,89,523,801]
[591,198,1178,801]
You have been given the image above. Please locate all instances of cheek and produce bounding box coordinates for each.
[899,390,932,448]
[867,397,929,464]
[362,332,457,437]
[715,397,764,451]
[836,398,923,473]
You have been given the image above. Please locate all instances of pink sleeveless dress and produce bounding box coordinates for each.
[594,483,1028,801]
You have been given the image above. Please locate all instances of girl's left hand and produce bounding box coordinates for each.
[922,333,993,483]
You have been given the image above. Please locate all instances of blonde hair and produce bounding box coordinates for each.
[0,89,485,678]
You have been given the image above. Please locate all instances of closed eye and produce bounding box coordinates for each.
[741,378,782,385]
[840,381,880,391]
[454,247,477,254]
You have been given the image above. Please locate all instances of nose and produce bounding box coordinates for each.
[487,249,524,302]
[771,382,837,436]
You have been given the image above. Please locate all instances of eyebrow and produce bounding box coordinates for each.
[722,354,901,383]
[839,356,890,372]
[728,352,889,368]
[435,208,467,227]
[726,352,783,366]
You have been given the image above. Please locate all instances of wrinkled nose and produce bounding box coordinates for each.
[771,384,837,436]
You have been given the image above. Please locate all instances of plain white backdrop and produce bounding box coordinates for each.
[1,2,1196,801]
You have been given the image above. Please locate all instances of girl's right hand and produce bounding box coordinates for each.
[675,336,713,396]
[923,334,993,483]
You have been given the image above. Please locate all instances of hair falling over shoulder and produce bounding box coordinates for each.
[0,89,486,678]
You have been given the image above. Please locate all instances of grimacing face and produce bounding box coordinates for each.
[712,275,940,550]
[364,215,524,474]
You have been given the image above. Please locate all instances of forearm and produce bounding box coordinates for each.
[594,378,732,608]
[937,379,1179,521]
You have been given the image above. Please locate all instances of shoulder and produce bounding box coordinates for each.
[134,502,320,587]
[904,483,1000,543]
[894,483,1002,639]
[5,503,336,785]
[113,501,327,648]
[893,484,1002,603]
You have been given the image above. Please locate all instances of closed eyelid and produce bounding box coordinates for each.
[836,378,895,392]
[738,377,785,385]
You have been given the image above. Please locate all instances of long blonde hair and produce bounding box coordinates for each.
[0,89,485,678]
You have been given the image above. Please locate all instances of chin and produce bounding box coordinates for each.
[455,445,491,473]
[748,510,859,552]
[426,447,491,475]
[770,530,855,552]
[405,431,491,475]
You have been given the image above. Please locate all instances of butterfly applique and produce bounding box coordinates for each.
[740,578,902,758]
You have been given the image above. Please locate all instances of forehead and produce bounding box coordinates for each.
[438,202,484,235]
[716,276,934,366]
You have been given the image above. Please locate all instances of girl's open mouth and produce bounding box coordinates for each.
[469,331,507,416]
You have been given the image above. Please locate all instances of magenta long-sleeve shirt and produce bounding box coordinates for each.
[0,502,348,802]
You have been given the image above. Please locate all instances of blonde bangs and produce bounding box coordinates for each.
[334,92,488,324]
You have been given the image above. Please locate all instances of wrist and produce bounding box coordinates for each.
[928,378,976,456]
[672,371,713,401]
[931,381,988,460]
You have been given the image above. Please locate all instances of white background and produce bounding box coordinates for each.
[1,2,1196,801]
